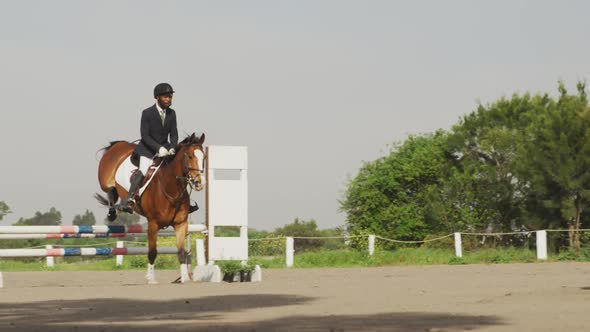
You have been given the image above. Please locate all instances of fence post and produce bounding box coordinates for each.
[116,241,124,266]
[368,235,375,256]
[536,230,547,260]
[195,238,206,266]
[46,245,55,267]
[454,233,462,258]
[286,237,294,267]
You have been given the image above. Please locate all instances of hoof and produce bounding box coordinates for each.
[107,209,117,222]
[171,277,184,284]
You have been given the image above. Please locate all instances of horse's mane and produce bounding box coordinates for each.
[178,134,202,146]
[166,133,205,162]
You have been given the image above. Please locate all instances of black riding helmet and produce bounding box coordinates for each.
[154,83,175,98]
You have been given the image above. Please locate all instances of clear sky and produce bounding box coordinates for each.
[1,1,589,230]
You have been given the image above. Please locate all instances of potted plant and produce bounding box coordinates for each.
[218,260,243,282]
[239,264,255,282]
[218,261,255,282]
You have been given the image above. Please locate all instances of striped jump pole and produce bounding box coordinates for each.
[0,230,197,240]
[0,233,143,240]
[0,224,207,267]
[0,246,180,258]
[0,224,206,235]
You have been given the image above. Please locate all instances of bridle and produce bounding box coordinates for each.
[157,145,206,227]
[179,146,206,191]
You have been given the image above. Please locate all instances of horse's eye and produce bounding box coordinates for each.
[189,156,193,159]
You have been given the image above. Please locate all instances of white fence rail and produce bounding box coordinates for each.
[251,229,585,267]
[1,228,583,268]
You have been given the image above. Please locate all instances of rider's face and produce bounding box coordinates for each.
[156,94,173,109]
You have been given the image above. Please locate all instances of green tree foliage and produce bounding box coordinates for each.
[248,228,284,256]
[14,207,62,225]
[72,210,96,226]
[106,212,141,226]
[342,81,590,251]
[341,132,452,245]
[0,201,11,221]
[445,93,549,233]
[274,218,321,237]
[517,82,590,250]
[248,219,345,255]
[274,218,325,251]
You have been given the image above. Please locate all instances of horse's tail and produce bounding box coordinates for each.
[94,193,110,207]
[95,140,130,160]
[102,140,129,152]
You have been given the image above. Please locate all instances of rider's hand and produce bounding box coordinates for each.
[168,148,176,155]
[158,146,169,157]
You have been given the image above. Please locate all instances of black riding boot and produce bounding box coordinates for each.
[117,172,144,213]
[188,201,199,214]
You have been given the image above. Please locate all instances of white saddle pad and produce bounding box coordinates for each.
[114,156,162,196]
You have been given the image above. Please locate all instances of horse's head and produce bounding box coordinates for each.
[177,133,206,191]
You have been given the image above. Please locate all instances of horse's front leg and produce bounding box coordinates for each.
[146,221,159,284]
[175,221,190,283]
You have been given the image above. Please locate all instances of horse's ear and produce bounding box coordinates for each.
[197,133,205,145]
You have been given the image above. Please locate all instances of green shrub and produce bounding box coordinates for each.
[217,260,241,274]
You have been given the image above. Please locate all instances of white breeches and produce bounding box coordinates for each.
[139,156,152,175]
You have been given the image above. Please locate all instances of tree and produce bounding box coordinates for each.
[272,218,343,251]
[341,81,590,251]
[0,201,11,221]
[14,207,62,225]
[341,132,455,246]
[72,210,96,226]
[106,212,141,226]
[517,82,590,250]
[274,218,322,251]
[445,93,548,233]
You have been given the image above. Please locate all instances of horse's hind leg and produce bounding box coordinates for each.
[106,188,119,222]
[175,221,190,283]
[145,221,159,284]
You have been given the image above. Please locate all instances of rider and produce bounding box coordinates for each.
[117,82,189,213]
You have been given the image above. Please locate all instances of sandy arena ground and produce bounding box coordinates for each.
[0,262,589,331]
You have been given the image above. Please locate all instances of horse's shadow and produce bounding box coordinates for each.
[0,294,504,331]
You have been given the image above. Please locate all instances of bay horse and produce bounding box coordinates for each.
[95,133,206,284]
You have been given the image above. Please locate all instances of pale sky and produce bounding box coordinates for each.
[1,1,589,230]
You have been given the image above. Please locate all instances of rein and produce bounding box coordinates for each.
[157,149,204,227]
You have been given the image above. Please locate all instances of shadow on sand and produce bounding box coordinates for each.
[0,294,504,331]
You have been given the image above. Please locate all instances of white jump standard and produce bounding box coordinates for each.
[193,146,260,282]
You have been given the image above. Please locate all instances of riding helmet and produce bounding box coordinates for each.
[154,83,175,98]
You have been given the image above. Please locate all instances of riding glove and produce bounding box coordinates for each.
[158,146,169,157]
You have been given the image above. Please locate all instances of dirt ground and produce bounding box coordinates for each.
[0,262,589,331]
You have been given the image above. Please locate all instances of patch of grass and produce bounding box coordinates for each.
[0,246,584,272]
[249,247,541,269]
[0,254,181,272]
[462,247,537,264]
[555,249,590,262]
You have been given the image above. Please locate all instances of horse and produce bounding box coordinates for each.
[95,133,206,284]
